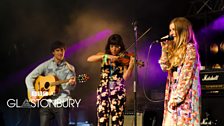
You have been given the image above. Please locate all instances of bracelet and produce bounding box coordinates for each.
[103,54,108,63]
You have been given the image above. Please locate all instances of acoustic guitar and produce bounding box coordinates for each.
[27,74,89,102]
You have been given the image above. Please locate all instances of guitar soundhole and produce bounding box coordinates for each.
[44,82,50,89]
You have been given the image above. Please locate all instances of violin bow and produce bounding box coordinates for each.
[125,27,152,52]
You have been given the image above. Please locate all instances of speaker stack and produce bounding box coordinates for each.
[200,69,224,125]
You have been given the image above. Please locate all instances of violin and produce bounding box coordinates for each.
[118,52,144,67]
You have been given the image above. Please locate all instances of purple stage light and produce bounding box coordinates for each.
[210,15,224,31]
[65,29,112,58]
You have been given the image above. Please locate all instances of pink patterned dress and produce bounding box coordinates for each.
[159,43,201,126]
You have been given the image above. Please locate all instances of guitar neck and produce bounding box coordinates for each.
[50,74,88,86]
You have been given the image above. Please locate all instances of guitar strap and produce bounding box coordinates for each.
[65,61,75,73]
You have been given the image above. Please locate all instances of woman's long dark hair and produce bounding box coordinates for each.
[105,34,126,55]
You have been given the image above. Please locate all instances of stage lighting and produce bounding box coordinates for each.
[212,63,222,69]
[210,43,219,54]
[220,41,224,52]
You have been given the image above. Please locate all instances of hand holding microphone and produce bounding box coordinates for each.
[156,35,174,52]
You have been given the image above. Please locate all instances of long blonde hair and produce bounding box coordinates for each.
[167,17,197,70]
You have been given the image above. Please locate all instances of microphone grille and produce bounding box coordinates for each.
[168,35,174,40]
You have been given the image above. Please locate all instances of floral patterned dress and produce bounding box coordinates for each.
[96,60,126,126]
[159,43,201,126]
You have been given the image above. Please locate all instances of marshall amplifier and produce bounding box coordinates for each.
[200,69,224,96]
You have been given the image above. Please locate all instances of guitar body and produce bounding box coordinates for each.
[27,74,89,102]
[27,75,58,102]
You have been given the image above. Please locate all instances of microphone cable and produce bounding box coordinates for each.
[142,42,164,103]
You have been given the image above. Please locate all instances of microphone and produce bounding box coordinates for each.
[155,35,174,43]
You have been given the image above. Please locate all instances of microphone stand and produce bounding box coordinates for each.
[133,21,138,126]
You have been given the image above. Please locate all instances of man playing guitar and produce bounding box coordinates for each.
[25,40,76,126]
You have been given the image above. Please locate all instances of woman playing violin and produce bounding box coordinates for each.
[87,34,134,126]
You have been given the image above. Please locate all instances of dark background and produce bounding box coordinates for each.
[0,0,224,125]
